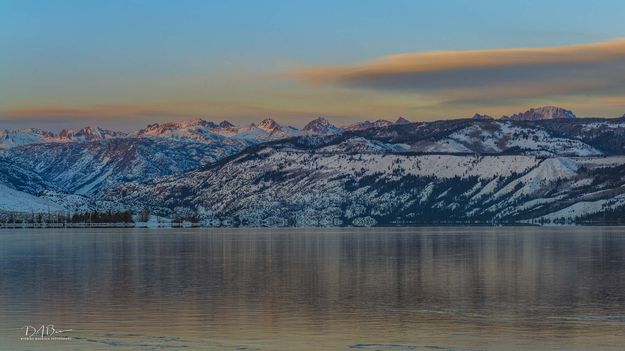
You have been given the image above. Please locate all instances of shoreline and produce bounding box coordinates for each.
[1,222,624,229]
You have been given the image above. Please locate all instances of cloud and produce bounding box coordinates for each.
[293,38,625,103]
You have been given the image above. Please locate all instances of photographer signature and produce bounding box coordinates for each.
[23,324,72,338]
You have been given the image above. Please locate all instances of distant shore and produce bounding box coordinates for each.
[0,222,198,229]
[2,221,624,229]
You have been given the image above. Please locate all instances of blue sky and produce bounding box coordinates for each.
[2,0,625,130]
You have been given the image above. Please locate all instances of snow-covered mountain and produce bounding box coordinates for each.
[135,117,302,144]
[254,118,302,139]
[0,128,59,149]
[408,120,600,156]
[0,127,124,149]
[104,138,625,226]
[0,117,329,203]
[303,117,343,135]
[5,137,242,196]
[342,119,393,131]
[0,154,92,214]
[0,155,55,195]
[503,106,576,121]
[219,120,236,129]
[58,126,127,142]
[136,118,221,140]
[353,117,625,156]
[3,107,625,224]
[0,117,310,150]
[0,108,582,150]
[394,117,411,125]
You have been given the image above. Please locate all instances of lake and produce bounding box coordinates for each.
[1,227,625,350]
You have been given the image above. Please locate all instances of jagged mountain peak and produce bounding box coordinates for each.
[303,117,342,135]
[59,126,124,141]
[504,106,576,121]
[395,117,411,125]
[0,126,123,148]
[6,108,625,223]
[305,117,330,127]
[219,120,236,128]
[136,118,220,136]
[258,118,282,132]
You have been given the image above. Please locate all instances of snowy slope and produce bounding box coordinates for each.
[0,127,124,149]
[104,138,625,225]
[404,121,601,156]
[4,108,625,223]
[0,128,58,149]
[6,137,242,195]
[0,183,63,213]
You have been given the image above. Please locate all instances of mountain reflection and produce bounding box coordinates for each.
[1,227,625,350]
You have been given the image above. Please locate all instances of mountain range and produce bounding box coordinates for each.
[2,106,625,226]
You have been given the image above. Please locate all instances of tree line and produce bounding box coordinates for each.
[2,210,134,224]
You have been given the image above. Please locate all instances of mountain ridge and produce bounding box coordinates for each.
[2,105,625,225]
[0,106,614,149]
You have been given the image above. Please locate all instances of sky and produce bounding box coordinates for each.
[2,0,625,131]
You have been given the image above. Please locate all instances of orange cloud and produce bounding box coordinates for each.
[293,38,625,102]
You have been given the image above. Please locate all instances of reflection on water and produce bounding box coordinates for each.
[1,227,625,350]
